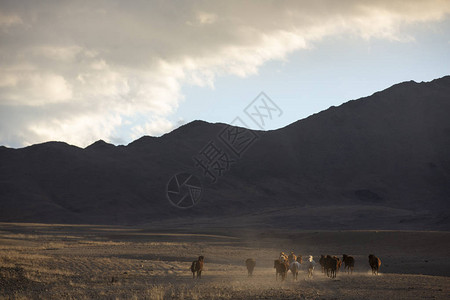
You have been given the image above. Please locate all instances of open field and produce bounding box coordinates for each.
[0,223,449,299]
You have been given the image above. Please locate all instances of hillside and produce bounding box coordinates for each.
[1,76,449,229]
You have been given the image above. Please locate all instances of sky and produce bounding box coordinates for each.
[0,0,449,148]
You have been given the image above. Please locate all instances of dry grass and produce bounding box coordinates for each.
[0,223,449,299]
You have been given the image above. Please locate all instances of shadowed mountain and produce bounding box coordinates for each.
[1,76,449,229]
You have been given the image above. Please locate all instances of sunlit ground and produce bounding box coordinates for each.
[0,223,449,299]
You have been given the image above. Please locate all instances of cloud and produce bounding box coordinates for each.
[196,11,218,25]
[0,0,449,147]
[0,71,73,106]
[131,117,174,140]
[0,11,22,28]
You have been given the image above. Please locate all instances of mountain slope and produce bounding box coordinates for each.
[0,76,449,229]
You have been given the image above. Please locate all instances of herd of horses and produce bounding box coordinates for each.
[274,254,381,280]
[190,254,382,280]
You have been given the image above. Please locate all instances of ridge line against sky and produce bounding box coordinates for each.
[0,0,449,148]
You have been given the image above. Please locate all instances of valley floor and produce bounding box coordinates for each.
[0,223,449,299]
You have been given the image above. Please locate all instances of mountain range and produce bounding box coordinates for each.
[1,76,449,230]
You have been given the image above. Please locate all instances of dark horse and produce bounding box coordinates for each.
[368,254,381,275]
[191,256,204,279]
[342,254,355,274]
[245,258,256,276]
[274,259,289,281]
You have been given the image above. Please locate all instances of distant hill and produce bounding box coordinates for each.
[1,76,449,229]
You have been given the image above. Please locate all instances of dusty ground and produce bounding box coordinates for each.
[0,223,449,299]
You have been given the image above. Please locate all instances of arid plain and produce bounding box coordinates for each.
[0,223,449,299]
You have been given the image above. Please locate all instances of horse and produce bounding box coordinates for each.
[324,255,339,278]
[289,260,301,280]
[342,254,355,274]
[319,255,326,274]
[245,258,256,276]
[307,255,316,278]
[368,254,381,275]
[288,252,297,265]
[274,259,289,281]
[190,256,204,279]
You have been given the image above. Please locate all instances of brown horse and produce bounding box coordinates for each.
[324,255,339,278]
[288,252,297,265]
[342,254,355,274]
[245,258,256,276]
[368,254,381,275]
[274,259,289,281]
[319,255,326,274]
[191,256,204,279]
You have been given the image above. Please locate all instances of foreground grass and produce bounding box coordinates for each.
[0,223,449,299]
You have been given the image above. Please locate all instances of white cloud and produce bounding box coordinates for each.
[29,46,84,62]
[0,12,22,28]
[0,0,449,147]
[131,117,174,140]
[196,11,218,25]
[0,71,73,106]
[28,113,123,147]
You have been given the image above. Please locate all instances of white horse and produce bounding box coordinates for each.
[289,260,301,280]
[307,255,316,278]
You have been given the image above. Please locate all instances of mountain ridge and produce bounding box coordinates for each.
[0,76,449,229]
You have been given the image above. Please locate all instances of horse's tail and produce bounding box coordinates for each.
[190,261,196,272]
